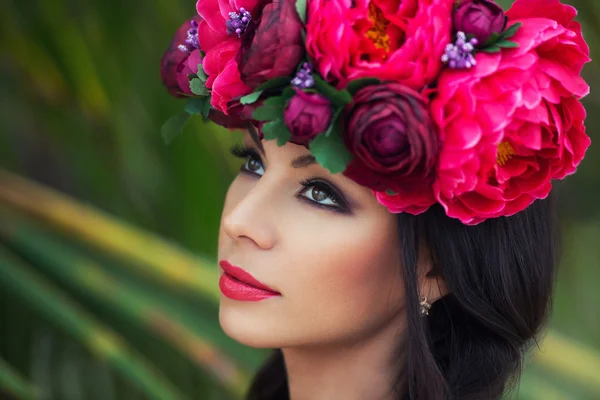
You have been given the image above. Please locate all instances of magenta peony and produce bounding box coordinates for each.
[160,17,203,97]
[453,0,507,45]
[284,90,332,146]
[343,83,439,214]
[305,0,455,90]
[237,0,304,89]
[195,0,264,113]
[430,0,590,225]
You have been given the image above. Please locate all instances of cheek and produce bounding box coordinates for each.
[282,212,404,343]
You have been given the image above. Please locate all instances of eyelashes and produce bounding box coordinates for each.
[229,143,265,176]
[228,144,352,214]
[229,143,259,161]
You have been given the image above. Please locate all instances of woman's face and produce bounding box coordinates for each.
[217,132,405,348]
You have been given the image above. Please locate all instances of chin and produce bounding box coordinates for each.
[219,299,287,349]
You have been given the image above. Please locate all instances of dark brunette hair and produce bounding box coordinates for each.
[246,196,558,400]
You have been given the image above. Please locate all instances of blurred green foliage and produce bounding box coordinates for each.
[0,0,599,399]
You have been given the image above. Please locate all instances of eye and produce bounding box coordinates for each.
[243,153,265,176]
[229,144,265,176]
[298,179,350,213]
[302,185,337,206]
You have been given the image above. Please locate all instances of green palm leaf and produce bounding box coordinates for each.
[0,246,189,400]
[0,169,220,304]
[0,357,39,400]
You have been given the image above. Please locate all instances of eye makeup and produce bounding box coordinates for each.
[298,179,352,214]
[228,144,354,214]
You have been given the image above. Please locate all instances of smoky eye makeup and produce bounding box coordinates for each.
[298,178,353,214]
[228,144,354,214]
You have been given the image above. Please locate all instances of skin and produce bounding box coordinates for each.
[218,132,445,400]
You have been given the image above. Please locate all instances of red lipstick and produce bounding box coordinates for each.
[219,260,280,301]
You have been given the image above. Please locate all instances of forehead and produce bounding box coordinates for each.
[243,132,312,162]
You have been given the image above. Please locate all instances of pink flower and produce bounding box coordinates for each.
[284,90,332,146]
[208,99,260,129]
[160,17,203,97]
[430,0,590,225]
[375,188,437,216]
[507,0,589,73]
[195,0,263,113]
[305,0,455,90]
[237,0,304,89]
[176,50,204,94]
[343,83,439,214]
[453,0,507,45]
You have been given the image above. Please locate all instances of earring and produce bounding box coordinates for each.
[419,296,432,316]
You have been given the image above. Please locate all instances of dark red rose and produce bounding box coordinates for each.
[237,0,304,89]
[160,16,203,97]
[284,90,332,146]
[453,0,507,45]
[343,83,439,194]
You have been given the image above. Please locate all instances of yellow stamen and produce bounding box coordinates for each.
[497,141,516,166]
[366,3,391,53]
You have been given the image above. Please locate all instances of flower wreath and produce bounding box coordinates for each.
[160,0,591,225]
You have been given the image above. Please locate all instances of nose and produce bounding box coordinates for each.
[221,178,277,250]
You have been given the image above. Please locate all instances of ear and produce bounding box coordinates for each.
[416,240,448,304]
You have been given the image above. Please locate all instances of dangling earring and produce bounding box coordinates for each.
[419,296,432,316]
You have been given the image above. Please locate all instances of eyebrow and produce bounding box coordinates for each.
[290,154,317,169]
[246,124,317,169]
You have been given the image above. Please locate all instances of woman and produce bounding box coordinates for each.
[160,0,591,398]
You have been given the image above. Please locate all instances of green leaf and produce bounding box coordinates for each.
[346,78,381,96]
[281,86,296,103]
[309,128,353,174]
[240,91,263,105]
[197,64,208,82]
[324,108,343,137]
[500,22,522,40]
[484,32,501,46]
[385,189,398,196]
[201,99,212,119]
[313,75,353,108]
[183,97,207,115]
[190,78,209,96]
[295,0,307,23]
[261,119,292,146]
[496,40,519,49]
[160,113,190,145]
[252,95,286,121]
[479,45,501,53]
[256,76,292,92]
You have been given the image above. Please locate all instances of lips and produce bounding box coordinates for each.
[218,260,281,301]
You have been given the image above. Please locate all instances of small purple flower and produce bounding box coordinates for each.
[178,19,200,53]
[291,62,315,89]
[226,8,252,38]
[441,32,478,69]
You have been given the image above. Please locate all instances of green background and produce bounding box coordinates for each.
[1,0,599,399]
